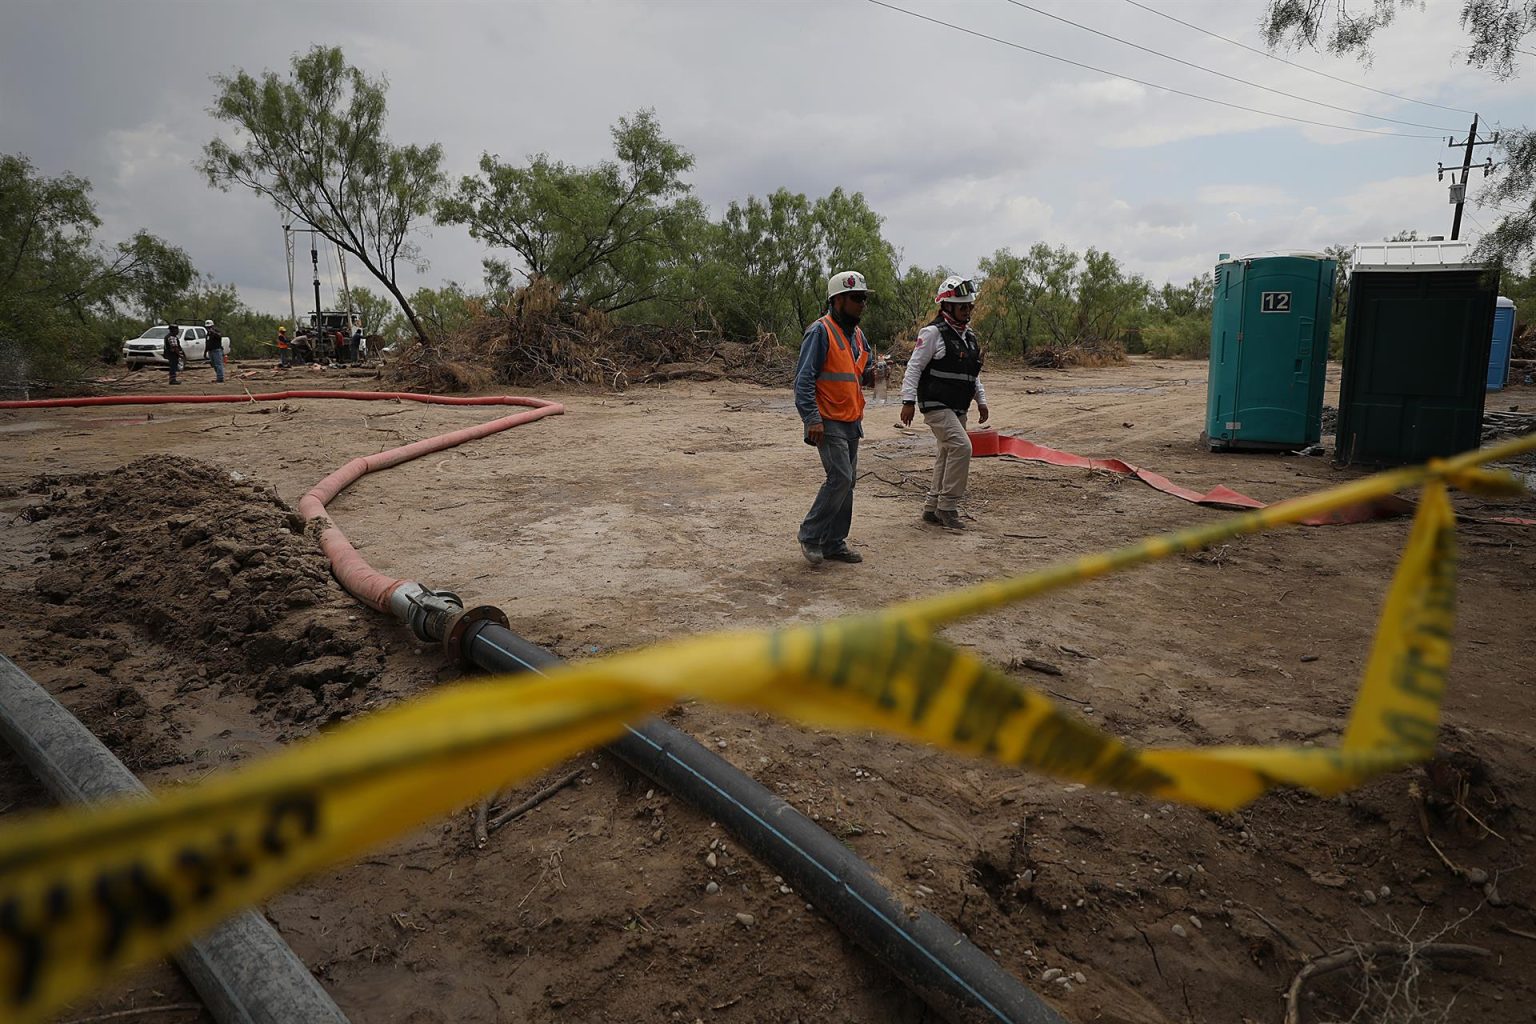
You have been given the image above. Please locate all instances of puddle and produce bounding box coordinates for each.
[0,420,58,435]
[79,415,183,427]
[1037,384,1173,396]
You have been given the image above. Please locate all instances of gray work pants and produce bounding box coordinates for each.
[922,407,971,512]
[798,421,860,550]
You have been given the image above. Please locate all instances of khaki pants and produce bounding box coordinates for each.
[922,407,970,512]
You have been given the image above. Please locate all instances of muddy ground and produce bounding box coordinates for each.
[2,356,1534,1024]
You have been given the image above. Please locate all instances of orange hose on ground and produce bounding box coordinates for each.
[0,390,565,609]
[970,430,1534,526]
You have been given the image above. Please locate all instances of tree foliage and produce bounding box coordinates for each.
[0,153,191,379]
[202,45,445,345]
[439,110,702,315]
[164,275,284,359]
[1262,1,1535,271]
[972,244,1149,354]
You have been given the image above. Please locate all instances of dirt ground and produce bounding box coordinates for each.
[2,355,1534,1024]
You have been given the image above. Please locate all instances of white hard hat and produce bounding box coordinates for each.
[204,319,214,327]
[935,276,978,304]
[827,270,870,300]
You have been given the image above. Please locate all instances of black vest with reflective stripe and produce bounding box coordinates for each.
[917,317,982,413]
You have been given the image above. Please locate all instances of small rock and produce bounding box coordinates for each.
[1300,654,1319,663]
[705,852,718,869]
[1041,968,1064,983]
[1020,869,1035,884]
[1056,980,1072,992]
[780,884,792,894]
[1072,971,1086,985]
[1188,915,1202,930]
[716,739,727,749]
[652,829,664,842]
[1379,885,1391,898]
[1361,889,1378,906]
[735,912,755,928]
[916,884,934,896]
[705,882,720,895]
[1464,867,1489,886]
[1171,924,1188,938]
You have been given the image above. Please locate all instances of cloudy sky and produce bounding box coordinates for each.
[4,0,1531,317]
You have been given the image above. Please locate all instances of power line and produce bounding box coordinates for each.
[1006,0,1460,131]
[1120,0,1475,115]
[867,0,1444,138]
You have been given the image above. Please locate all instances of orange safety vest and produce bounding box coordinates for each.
[814,314,869,423]
[276,333,289,350]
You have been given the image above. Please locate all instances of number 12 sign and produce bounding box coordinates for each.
[1260,291,1292,313]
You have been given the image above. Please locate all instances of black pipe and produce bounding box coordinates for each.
[462,621,1063,1024]
[0,653,350,1024]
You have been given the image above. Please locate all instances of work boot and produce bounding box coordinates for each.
[937,509,965,530]
[799,540,824,565]
[922,509,941,524]
[823,546,863,564]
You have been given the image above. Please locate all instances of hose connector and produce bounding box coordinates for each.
[390,582,464,643]
[389,581,509,664]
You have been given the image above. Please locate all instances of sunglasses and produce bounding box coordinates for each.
[843,292,869,303]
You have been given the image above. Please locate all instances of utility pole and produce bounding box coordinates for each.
[1437,114,1499,240]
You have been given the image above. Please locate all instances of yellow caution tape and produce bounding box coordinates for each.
[0,434,1532,1021]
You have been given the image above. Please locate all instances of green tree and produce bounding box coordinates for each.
[339,286,404,343]
[1263,1,1534,271]
[813,188,901,346]
[202,46,445,346]
[163,275,287,359]
[973,247,1043,353]
[439,109,699,314]
[711,188,823,339]
[0,153,192,378]
[406,282,484,338]
[1141,272,1215,358]
[887,261,951,343]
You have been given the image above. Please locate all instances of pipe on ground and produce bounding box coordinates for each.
[0,654,350,1024]
[459,623,1065,1024]
[1,391,1061,1021]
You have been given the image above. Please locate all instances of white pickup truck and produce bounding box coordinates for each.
[122,325,226,370]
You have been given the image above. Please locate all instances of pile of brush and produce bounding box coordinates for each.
[384,281,785,392]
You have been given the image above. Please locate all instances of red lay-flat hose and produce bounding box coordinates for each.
[0,389,565,609]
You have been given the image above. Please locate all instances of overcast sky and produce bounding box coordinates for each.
[4,0,1531,318]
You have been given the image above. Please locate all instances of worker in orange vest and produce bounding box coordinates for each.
[794,270,872,565]
[276,325,291,368]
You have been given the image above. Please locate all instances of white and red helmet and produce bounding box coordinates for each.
[827,270,870,300]
[935,275,978,305]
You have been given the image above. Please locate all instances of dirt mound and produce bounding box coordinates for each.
[24,455,400,727]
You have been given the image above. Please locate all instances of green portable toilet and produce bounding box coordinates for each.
[1204,252,1337,450]
[1336,241,1498,466]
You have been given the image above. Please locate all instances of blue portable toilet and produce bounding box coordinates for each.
[1488,296,1517,391]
